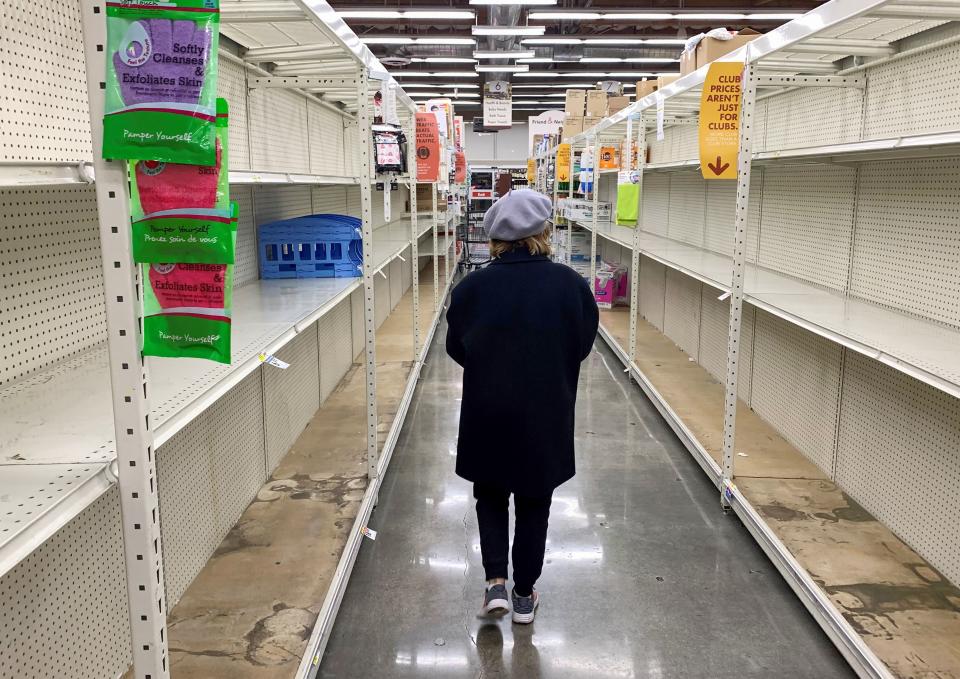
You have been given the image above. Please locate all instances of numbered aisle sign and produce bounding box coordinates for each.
[699,61,744,180]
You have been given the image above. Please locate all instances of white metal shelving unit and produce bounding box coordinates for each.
[544,2,960,677]
[0,0,457,676]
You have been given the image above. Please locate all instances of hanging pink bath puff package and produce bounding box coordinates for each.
[129,99,231,264]
[141,202,237,363]
[104,0,220,164]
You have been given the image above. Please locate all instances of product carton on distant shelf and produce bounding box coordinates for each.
[584,116,603,131]
[636,79,658,100]
[598,146,620,170]
[680,49,697,76]
[608,96,630,114]
[562,116,584,140]
[657,74,681,90]
[696,28,762,68]
[586,90,608,117]
[564,89,587,116]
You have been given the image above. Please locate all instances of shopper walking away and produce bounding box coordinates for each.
[445,189,599,625]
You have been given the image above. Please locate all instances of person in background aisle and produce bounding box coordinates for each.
[446,189,599,625]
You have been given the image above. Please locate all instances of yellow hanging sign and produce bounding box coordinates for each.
[527,158,536,183]
[699,61,743,180]
[556,144,571,183]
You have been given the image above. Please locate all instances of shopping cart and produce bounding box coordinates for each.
[459,219,491,272]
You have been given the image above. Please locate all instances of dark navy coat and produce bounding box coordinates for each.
[445,249,599,496]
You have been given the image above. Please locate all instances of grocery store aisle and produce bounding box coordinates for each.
[319,314,855,679]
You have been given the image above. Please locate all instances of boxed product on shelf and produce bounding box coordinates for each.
[586,90,608,117]
[608,96,630,114]
[599,146,620,170]
[584,116,603,131]
[657,74,680,90]
[636,78,657,99]
[564,89,587,115]
[680,49,697,75]
[563,116,584,140]
[562,200,612,223]
[599,80,624,96]
[696,28,762,68]
[594,262,629,309]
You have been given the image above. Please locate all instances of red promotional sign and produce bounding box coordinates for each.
[454,152,467,184]
[415,112,440,182]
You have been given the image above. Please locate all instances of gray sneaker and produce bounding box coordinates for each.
[480,584,510,617]
[512,588,539,624]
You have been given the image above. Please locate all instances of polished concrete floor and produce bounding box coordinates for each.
[319,316,856,679]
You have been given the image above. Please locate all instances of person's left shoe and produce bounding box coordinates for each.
[511,588,539,624]
[479,583,510,617]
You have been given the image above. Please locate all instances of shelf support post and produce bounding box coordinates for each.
[567,141,576,267]
[433,185,440,312]
[79,2,170,677]
[357,68,379,480]
[589,134,600,290]
[407,116,421,360]
[629,122,647,363]
[721,62,758,508]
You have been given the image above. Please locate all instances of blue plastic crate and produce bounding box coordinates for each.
[258,215,363,279]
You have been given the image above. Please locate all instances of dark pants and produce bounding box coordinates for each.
[474,483,553,597]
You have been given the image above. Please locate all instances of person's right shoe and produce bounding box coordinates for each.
[511,588,539,624]
[480,583,510,617]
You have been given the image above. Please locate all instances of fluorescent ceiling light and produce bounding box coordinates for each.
[580,57,623,63]
[408,92,480,98]
[400,83,480,88]
[361,37,414,44]
[404,11,476,19]
[339,9,475,19]
[517,57,554,63]
[642,39,688,45]
[602,12,674,20]
[405,92,443,97]
[748,13,803,19]
[583,38,649,45]
[515,71,606,77]
[473,49,536,59]
[528,12,600,20]
[395,71,479,77]
[470,0,557,5]
[522,37,582,44]
[682,13,746,19]
[473,25,546,36]
[475,64,530,72]
[511,83,595,88]
[338,10,402,19]
[624,57,680,63]
[414,37,476,45]
[424,57,477,63]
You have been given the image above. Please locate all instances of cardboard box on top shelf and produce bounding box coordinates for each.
[608,96,630,114]
[657,74,680,90]
[635,79,657,100]
[586,90,608,117]
[680,49,697,76]
[562,116,584,140]
[584,116,603,132]
[696,28,762,68]
[564,89,586,116]
[599,80,624,96]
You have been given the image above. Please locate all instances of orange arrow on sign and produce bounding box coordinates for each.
[707,156,730,176]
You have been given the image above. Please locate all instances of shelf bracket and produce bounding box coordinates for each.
[248,76,359,89]
[756,75,865,89]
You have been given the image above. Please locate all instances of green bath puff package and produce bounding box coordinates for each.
[129,99,231,264]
